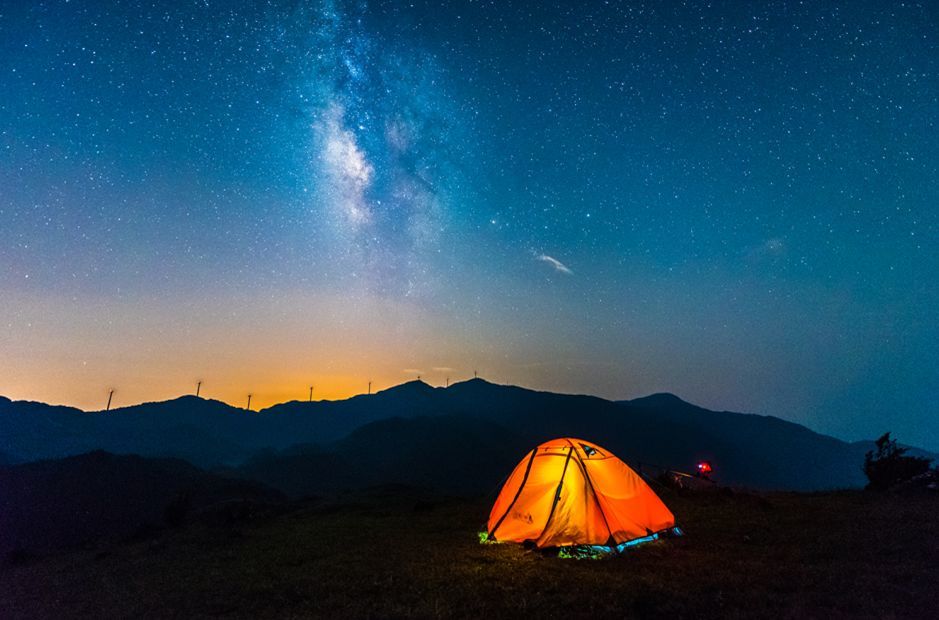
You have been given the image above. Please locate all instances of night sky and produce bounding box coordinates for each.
[1,1,937,450]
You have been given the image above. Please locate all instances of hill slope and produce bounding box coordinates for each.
[0,451,284,556]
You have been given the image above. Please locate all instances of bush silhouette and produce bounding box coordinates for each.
[863,433,932,490]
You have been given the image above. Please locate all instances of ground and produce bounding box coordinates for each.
[2,488,937,619]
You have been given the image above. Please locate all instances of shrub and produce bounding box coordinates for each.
[863,432,932,490]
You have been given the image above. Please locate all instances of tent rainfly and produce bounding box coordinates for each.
[485,437,678,551]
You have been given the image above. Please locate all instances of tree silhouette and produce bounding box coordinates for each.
[863,432,932,490]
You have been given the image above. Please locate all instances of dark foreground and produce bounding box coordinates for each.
[2,488,937,619]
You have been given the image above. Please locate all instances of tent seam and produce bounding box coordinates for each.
[570,450,617,546]
[487,448,537,540]
[536,446,574,546]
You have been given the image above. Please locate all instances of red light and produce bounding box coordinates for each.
[697,461,712,473]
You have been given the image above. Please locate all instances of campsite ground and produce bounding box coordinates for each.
[2,487,937,619]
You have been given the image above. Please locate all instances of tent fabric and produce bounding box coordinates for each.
[487,437,675,548]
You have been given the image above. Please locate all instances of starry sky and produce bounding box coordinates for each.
[1,1,937,450]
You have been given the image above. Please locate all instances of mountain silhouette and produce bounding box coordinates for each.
[2,379,935,491]
[239,413,528,497]
[0,451,284,557]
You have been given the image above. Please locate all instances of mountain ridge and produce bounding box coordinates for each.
[2,380,934,491]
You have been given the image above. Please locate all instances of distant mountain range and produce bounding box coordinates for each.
[1,380,935,493]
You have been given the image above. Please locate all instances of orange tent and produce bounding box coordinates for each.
[487,437,675,548]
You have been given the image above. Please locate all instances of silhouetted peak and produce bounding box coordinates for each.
[174,394,204,401]
[463,377,492,385]
[375,379,436,397]
[448,377,496,389]
[627,392,696,408]
[445,377,547,400]
[163,394,208,406]
[28,449,185,470]
[85,449,114,459]
[103,394,231,414]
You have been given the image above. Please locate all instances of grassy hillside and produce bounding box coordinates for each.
[0,451,285,556]
[2,487,936,618]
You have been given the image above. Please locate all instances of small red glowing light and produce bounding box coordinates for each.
[696,461,712,474]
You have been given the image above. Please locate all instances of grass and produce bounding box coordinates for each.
[2,487,937,618]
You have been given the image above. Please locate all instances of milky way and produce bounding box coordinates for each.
[305,0,461,297]
[1,0,937,449]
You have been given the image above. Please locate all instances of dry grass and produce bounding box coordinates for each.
[2,488,937,619]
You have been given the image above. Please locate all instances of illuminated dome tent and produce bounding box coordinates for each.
[486,438,678,552]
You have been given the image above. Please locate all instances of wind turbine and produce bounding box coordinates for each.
[246,394,252,411]
[106,389,114,412]
[196,380,202,398]
[309,385,314,402]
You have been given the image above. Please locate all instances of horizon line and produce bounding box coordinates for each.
[0,376,684,414]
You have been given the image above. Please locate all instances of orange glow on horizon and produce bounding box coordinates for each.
[1,367,474,413]
[0,288,495,411]
[1,288,720,414]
